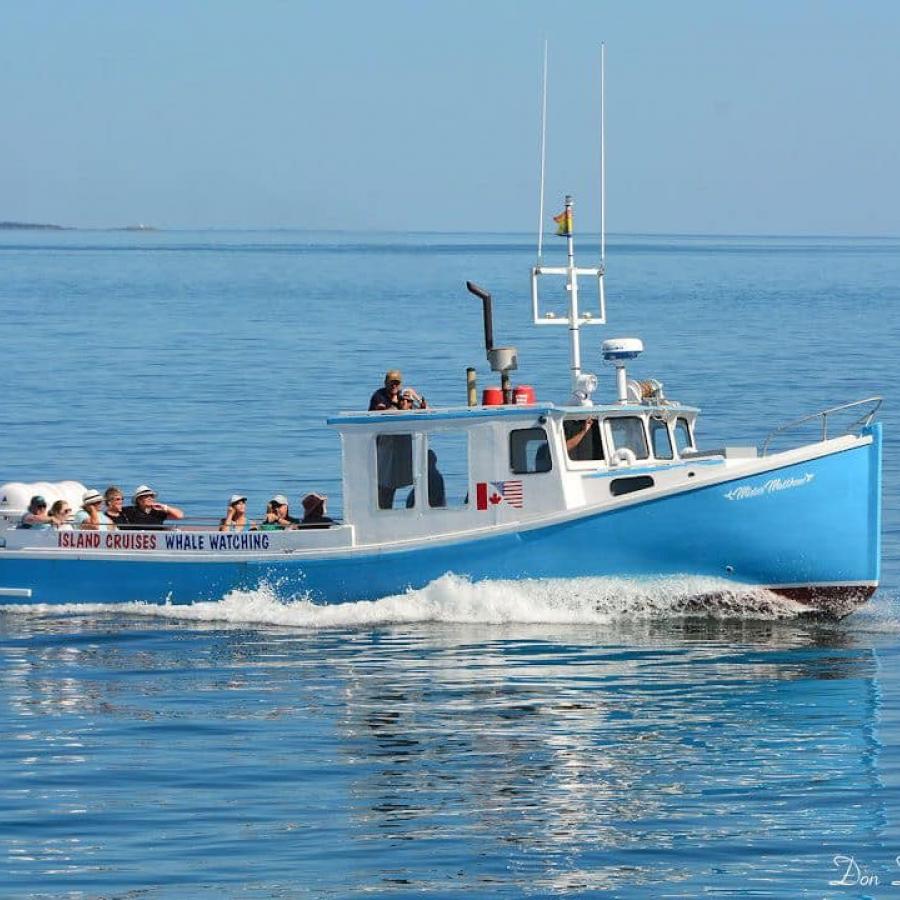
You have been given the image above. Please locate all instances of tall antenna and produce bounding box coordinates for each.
[536,40,549,264]
[600,42,606,265]
[530,46,607,392]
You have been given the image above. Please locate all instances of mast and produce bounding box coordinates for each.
[600,42,606,267]
[563,195,581,384]
[536,41,549,265]
[530,48,607,394]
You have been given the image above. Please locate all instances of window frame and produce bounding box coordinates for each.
[509,426,553,475]
[605,415,650,461]
[673,417,695,455]
[424,429,471,511]
[562,416,606,466]
[373,431,421,512]
[649,417,674,461]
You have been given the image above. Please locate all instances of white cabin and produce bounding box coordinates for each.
[328,401,710,547]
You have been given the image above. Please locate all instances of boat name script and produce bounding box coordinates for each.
[723,473,815,501]
[57,531,272,551]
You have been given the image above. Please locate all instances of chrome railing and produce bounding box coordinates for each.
[761,396,882,456]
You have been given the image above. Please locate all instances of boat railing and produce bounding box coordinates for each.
[760,396,882,456]
[164,518,342,532]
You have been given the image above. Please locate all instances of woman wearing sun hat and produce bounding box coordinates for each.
[219,494,252,532]
[74,488,114,531]
[300,493,335,529]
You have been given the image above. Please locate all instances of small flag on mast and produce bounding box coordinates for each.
[553,208,572,236]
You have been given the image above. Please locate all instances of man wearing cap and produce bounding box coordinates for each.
[74,489,115,531]
[299,493,335,529]
[369,370,405,411]
[119,485,184,530]
[19,495,52,529]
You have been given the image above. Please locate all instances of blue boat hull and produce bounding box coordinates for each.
[0,426,881,616]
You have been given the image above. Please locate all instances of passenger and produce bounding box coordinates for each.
[48,500,74,530]
[73,489,113,531]
[19,495,51,529]
[257,494,298,531]
[103,486,126,527]
[119,485,185,530]
[299,493,335,529]
[398,388,427,410]
[369,369,404,411]
[220,495,251,532]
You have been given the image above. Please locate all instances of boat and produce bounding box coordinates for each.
[0,192,882,616]
[0,55,883,617]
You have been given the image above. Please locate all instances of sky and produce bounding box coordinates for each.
[2,0,899,234]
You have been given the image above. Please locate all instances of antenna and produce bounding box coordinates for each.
[600,42,606,265]
[529,46,608,392]
[536,40,549,264]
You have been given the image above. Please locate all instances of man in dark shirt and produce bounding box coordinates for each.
[119,485,185,530]
[369,369,403,411]
[300,493,335,529]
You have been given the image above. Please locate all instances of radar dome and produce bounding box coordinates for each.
[601,338,644,362]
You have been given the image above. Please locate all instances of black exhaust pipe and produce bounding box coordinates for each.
[466,281,494,352]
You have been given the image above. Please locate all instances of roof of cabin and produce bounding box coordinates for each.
[326,402,698,428]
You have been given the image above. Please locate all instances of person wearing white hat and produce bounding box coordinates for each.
[74,489,114,531]
[219,494,252,532]
[119,485,184,530]
[258,493,298,531]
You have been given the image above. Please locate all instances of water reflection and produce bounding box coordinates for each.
[330,621,885,890]
[0,612,890,894]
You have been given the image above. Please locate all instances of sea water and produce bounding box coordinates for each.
[0,230,898,897]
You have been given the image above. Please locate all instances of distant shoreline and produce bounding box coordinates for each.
[0,221,158,232]
[0,221,69,231]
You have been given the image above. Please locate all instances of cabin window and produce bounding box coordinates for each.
[649,418,674,460]
[674,417,694,453]
[608,417,649,460]
[564,417,604,462]
[424,432,469,508]
[376,433,415,510]
[510,427,552,474]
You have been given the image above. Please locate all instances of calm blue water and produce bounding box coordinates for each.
[1,230,899,897]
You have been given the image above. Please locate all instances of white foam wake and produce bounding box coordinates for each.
[6,573,812,628]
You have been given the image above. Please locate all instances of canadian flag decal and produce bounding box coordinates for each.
[476,481,523,510]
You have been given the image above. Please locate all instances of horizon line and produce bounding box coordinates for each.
[2,223,899,241]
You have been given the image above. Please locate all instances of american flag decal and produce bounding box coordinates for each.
[491,480,524,508]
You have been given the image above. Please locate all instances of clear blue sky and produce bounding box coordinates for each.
[2,1,899,234]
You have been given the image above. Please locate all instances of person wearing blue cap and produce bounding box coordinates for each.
[20,495,52,529]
